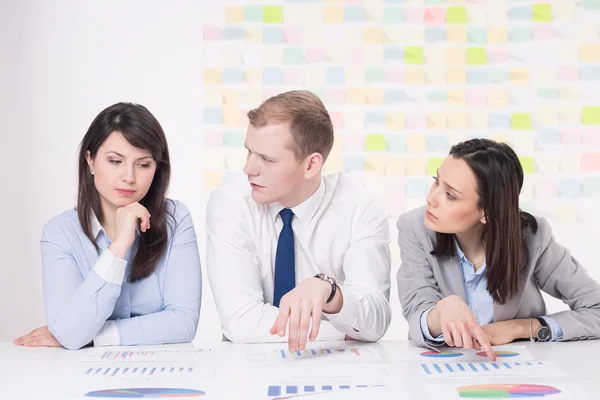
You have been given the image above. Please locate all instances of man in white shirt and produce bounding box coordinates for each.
[207,90,391,352]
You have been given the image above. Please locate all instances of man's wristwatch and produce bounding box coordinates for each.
[535,317,552,342]
[314,273,337,304]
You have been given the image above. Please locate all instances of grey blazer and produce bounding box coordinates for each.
[397,206,600,348]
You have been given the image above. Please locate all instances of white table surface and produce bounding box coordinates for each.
[1,339,599,399]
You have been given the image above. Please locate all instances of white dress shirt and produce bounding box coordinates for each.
[207,172,392,343]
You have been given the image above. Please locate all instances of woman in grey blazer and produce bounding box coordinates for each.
[397,138,600,360]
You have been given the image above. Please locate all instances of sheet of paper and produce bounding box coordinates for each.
[419,360,567,378]
[246,344,385,363]
[251,364,393,382]
[395,345,534,363]
[426,382,590,400]
[81,347,215,363]
[73,364,216,382]
[257,383,412,400]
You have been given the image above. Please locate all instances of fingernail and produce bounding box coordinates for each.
[279,330,284,336]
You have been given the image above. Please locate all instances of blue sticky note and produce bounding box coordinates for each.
[263,27,283,44]
[344,6,365,22]
[467,70,489,84]
[325,67,345,85]
[384,46,404,62]
[508,6,532,21]
[385,89,407,104]
[386,135,405,152]
[222,68,244,84]
[344,155,364,172]
[427,135,449,152]
[580,65,600,81]
[540,128,560,145]
[263,68,283,85]
[510,26,533,42]
[365,111,386,126]
[558,180,581,198]
[425,27,446,42]
[488,113,511,129]
[203,107,222,124]
[487,68,509,83]
[223,26,244,40]
[467,27,487,44]
[405,179,429,197]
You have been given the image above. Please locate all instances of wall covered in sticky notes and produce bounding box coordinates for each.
[203,1,600,261]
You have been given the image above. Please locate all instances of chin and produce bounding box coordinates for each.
[250,190,273,204]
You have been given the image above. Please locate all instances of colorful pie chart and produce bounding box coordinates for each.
[420,350,463,358]
[476,350,519,358]
[456,384,560,398]
[85,388,206,398]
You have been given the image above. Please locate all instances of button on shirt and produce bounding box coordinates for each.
[207,172,392,343]
[420,240,563,342]
[42,200,202,350]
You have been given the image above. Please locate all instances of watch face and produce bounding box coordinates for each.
[536,326,551,341]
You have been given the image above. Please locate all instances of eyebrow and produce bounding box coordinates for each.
[436,170,463,195]
[244,145,272,159]
[105,151,154,161]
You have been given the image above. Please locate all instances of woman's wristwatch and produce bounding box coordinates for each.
[314,273,337,303]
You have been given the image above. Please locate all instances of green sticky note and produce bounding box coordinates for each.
[244,5,262,22]
[283,48,304,65]
[427,158,445,175]
[582,106,600,125]
[386,135,405,152]
[365,68,386,83]
[383,7,404,24]
[428,90,447,102]
[532,4,552,22]
[511,113,532,130]
[223,131,244,147]
[583,0,600,10]
[404,46,424,65]
[263,6,283,23]
[537,88,560,99]
[447,6,467,24]
[365,134,386,151]
[466,47,486,65]
[519,157,535,174]
[467,27,487,44]
[583,177,600,195]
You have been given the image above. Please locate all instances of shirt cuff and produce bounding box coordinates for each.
[93,249,127,285]
[420,307,445,342]
[541,316,563,341]
[93,320,120,346]
[326,286,361,330]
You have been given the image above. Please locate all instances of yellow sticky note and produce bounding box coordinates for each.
[487,27,507,44]
[263,6,284,23]
[405,68,425,84]
[537,155,559,173]
[447,6,468,24]
[386,27,403,44]
[224,149,247,170]
[426,69,445,84]
[559,154,580,173]
[448,133,468,146]
[386,112,405,130]
[556,204,577,224]
[466,47,486,65]
[406,134,427,153]
[535,68,557,86]
[364,4,384,23]
[204,87,221,106]
[532,4,552,22]
[222,89,240,107]
[364,47,384,65]
[262,47,283,65]
[244,27,262,44]
[511,113,532,130]
[582,106,600,125]
[284,6,304,24]
[427,157,445,175]
[303,26,323,45]
[560,87,579,101]
[447,26,467,43]
[447,68,467,84]
[513,133,536,153]
[302,68,324,86]
[345,110,365,129]
[404,28,425,45]
[489,134,510,145]
[559,107,580,123]
[365,134,387,151]
[560,44,578,62]
[323,153,344,173]
[323,5,344,23]
[222,48,242,65]
[537,106,559,125]
[364,28,385,45]
[326,46,344,64]
[225,6,244,23]
[487,7,508,24]
[554,3,575,21]
[204,171,224,189]
[405,157,428,176]
[332,134,344,153]
[426,48,445,65]
[579,23,600,41]
[345,67,365,86]
[447,90,467,108]
[241,88,262,108]
[448,113,468,129]
[469,113,487,129]
[386,158,405,175]
[519,157,535,174]
[222,108,240,127]
[364,156,386,173]
[204,68,222,85]
[244,68,262,85]
[346,89,365,105]
[510,68,530,86]
[446,47,466,65]
[427,113,448,130]
[579,44,600,62]
[365,88,385,106]
[404,46,425,65]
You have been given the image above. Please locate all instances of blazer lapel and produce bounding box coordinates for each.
[493,268,529,322]
[438,256,467,303]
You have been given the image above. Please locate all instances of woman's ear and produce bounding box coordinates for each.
[480,213,486,224]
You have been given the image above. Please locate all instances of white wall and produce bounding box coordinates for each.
[2,1,599,343]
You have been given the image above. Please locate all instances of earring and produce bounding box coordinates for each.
[89,168,94,175]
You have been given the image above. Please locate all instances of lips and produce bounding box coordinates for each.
[116,189,136,195]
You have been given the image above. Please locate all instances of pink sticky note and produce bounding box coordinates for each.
[560,129,582,145]
[345,47,365,65]
[204,132,223,146]
[581,153,600,171]
[534,179,558,199]
[487,50,510,63]
[283,27,302,45]
[343,134,366,152]
[557,67,579,82]
[203,26,222,40]
[424,7,445,25]
[326,89,346,104]
[405,114,427,130]
[305,48,325,63]
[533,26,553,41]
[330,111,344,129]
[582,131,600,146]
[239,109,249,127]
[405,8,424,23]
[385,68,404,84]
[283,68,303,86]
[467,89,487,108]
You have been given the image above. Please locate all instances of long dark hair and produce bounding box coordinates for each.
[77,102,172,282]
[431,138,538,304]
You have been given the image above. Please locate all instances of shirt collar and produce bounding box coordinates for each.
[454,238,486,276]
[268,176,325,226]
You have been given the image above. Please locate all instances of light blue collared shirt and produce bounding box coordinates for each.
[420,240,563,343]
[41,200,202,350]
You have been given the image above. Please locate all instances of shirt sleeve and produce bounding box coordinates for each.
[326,195,392,342]
[541,316,563,341]
[420,307,445,342]
[207,189,345,343]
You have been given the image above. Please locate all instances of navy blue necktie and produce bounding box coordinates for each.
[273,208,295,307]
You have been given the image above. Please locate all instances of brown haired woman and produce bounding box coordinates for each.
[397,138,600,360]
[14,103,201,349]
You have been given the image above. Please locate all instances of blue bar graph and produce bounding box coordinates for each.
[267,385,385,398]
[420,361,550,376]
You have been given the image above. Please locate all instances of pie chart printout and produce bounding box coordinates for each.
[420,350,463,358]
[84,388,206,398]
[476,350,519,358]
[456,384,561,398]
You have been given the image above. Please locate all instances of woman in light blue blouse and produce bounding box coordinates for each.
[14,103,201,350]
